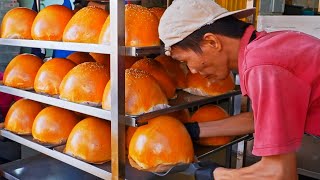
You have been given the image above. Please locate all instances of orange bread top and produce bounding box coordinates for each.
[64,117,111,164]
[31,5,73,41]
[1,7,37,39]
[99,4,160,47]
[128,116,194,172]
[63,6,108,43]
[3,54,43,90]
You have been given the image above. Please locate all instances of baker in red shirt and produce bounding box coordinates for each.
[159,0,320,179]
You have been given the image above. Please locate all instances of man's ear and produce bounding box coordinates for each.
[202,33,222,51]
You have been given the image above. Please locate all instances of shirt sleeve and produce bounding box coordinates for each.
[244,65,311,156]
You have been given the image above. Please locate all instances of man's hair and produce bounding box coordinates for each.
[173,16,251,54]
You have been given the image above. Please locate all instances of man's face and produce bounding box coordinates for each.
[170,44,230,83]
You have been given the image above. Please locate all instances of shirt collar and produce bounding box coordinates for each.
[238,25,256,95]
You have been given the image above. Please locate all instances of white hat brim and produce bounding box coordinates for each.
[213,8,256,23]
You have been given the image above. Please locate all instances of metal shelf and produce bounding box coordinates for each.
[0,129,187,180]
[0,38,162,56]
[0,129,112,179]
[125,46,163,57]
[195,134,253,159]
[133,87,242,126]
[0,38,111,54]
[0,154,101,180]
[0,84,240,127]
[0,84,115,123]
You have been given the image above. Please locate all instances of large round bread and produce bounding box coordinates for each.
[32,106,79,145]
[34,58,76,95]
[189,105,233,146]
[4,99,43,135]
[128,116,194,172]
[63,6,108,43]
[149,7,165,20]
[31,5,73,41]
[89,53,140,68]
[126,126,137,150]
[102,68,168,115]
[131,58,176,99]
[64,117,111,164]
[66,52,95,64]
[59,62,110,106]
[1,7,37,39]
[3,54,43,90]
[184,72,235,96]
[99,4,160,47]
[166,109,190,123]
[155,55,188,89]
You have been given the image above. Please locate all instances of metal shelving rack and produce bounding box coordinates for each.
[0,0,253,179]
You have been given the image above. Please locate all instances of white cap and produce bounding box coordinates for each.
[159,0,255,55]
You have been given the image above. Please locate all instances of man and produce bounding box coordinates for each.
[158,0,320,179]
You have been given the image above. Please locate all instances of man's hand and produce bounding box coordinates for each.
[184,122,200,141]
[195,161,222,180]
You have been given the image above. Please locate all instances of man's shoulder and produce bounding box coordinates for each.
[242,30,319,71]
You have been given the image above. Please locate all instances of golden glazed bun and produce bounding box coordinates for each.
[89,53,140,69]
[126,126,137,150]
[66,52,95,64]
[63,6,108,43]
[129,116,194,172]
[189,105,233,146]
[99,4,160,47]
[131,58,176,99]
[59,62,110,106]
[4,99,43,135]
[31,5,73,41]
[89,53,110,66]
[184,72,235,96]
[149,7,165,20]
[3,54,43,90]
[34,58,76,95]
[102,68,168,115]
[32,106,79,145]
[155,55,188,89]
[1,7,37,39]
[64,117,111,164]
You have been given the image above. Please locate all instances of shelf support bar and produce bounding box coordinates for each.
[110,0,126,179]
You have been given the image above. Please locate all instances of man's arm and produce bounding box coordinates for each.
[214,152,298,180]
[199,112,254,137]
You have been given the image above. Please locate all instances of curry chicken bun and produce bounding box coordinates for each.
[3,54,43,90]
[131,58,176,99]
[128,116,194,172]
[126,126,137,150]
[4,99,43,135]
[184,72,235,96]
[63,6,108,43]
[34,58,76,96]
[155,55,188,89]
[99,4,160,47]
[31,5,74,41]
[189,105,233,146]
[102,68,168,115]
[1,7,37,39]
[66,52,95,65]
[64,117,111,164]
[59,62,110,106]
[89,53,140,69]
[149,7,166,20]
[32,106,79,145]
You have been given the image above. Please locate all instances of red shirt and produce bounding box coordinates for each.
[0,72,21,117]
[238,26,320,156]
